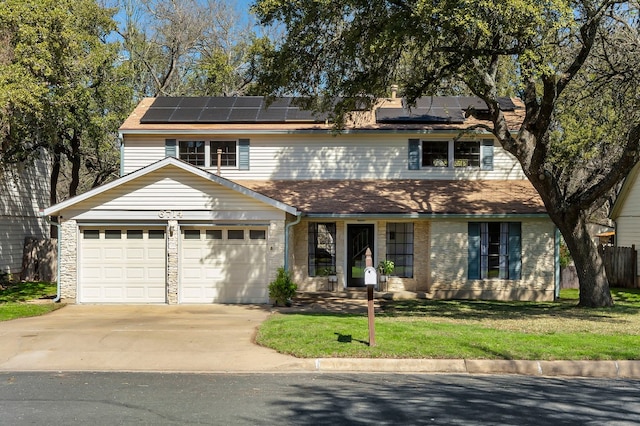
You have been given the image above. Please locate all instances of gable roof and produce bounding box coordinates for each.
[238,179,546,217]
[120,96,525,134]
[43,157,299,217]
[611,162,640,219]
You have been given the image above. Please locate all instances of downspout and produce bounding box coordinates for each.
[284,212,302,272]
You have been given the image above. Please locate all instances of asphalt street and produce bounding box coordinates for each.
[1,372,639,425]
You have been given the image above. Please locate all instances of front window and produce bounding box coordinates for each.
[386,223,414,278]
[468,222,521,280]
[210,141,237,167]
[454,141,480,168]
[308,223,336,276]
[422,141,448,167]
[179,141,205,166]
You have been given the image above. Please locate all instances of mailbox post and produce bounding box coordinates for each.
[364,248,377,347]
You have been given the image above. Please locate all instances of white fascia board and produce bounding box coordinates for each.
[118,128,500,136]
[44,157,299,217]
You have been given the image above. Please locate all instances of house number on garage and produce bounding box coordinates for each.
[158,210,183,219]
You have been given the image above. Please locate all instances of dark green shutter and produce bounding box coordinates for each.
[508,222,522,279]
[165,139,177,158]
[481,139,494,170]
[468,223,481,279]
[239,139,250,170]
[408,139,420,170]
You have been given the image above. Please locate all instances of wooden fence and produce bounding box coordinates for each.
[599,244,637,288]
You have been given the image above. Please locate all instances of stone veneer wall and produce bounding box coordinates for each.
[429,218,556,301]
[59,219,78,302]
[166,220,179,304]
[268,220,286,285]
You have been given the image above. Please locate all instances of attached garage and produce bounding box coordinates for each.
[179,227,269,303]
[44,158,297,305]
[79,227,167,303]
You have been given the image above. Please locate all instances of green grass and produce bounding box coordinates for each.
[256,288,640,360]
[0,281,62,321]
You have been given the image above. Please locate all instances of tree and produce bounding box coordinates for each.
[116,0,267,98]
[252,0,640,307]
[0,0,132,207]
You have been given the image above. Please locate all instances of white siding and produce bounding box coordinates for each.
[63,165,283,218]
[614,172,640,273]
[122,133,526,180]
[0,159,50,274]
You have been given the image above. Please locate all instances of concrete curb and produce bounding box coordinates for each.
[311,358,640,378]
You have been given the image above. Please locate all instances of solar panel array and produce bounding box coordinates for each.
[140,96,328,124]
[376,96,516,124]
[140,96,517,125]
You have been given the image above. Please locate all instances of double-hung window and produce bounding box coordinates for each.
[468,222,521,280]
[386,223,414,278]
[178,140,237,168]
[414,139,493,170]
[308,223,336,276]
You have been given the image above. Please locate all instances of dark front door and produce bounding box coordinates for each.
[347,224,375,287]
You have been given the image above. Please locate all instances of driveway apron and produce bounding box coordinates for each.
[0,305,310,372]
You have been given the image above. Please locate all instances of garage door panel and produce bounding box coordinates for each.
[180,227,269,304]
[80,228,166,303]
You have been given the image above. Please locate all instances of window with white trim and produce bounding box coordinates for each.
[178,140,238,168]
[418,139,493,170]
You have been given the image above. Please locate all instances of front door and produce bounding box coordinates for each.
[347,224,375,287]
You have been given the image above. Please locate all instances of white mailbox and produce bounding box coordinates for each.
[364,266,377,286]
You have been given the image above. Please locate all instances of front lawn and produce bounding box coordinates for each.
[0,281,62,321]
[256,289,640,360]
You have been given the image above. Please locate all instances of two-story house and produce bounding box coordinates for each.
[44,95,558,304]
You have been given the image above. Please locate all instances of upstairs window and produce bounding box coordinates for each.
[179,141,205,166]
[210,141,237,167]
[454,141,480,168]
[422,141,449,167]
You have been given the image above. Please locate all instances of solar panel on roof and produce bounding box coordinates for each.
[265,97,293,108]
[232,97,263,108]
[376,107,465,124]
[198,108,231,122]
[139,108,175,123]
[151,97,182,107]
[206,97,237,108]
[168,108,203,122]
[256,107,289,122]
[286,108,326,122]
[228,108,260,122]
[178,97,210,108]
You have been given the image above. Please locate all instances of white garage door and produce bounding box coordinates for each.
[80,228,166,303]
[180,227,268,303]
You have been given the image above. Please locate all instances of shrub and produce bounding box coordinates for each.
[268,267,298,307]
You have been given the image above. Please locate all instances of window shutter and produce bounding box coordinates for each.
[408,139,420,170]
[508,222,522,279]
[165,139,177,158]
[481,139,494,171]
[468,223,481,279]
[239,139,250,170]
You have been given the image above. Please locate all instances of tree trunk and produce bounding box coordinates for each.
[552,210,614,307]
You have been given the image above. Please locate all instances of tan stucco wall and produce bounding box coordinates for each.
[429,219,556,301]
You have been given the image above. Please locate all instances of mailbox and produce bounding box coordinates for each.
[364,266,377,286]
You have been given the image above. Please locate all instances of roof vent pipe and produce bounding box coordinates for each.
[390,84,398,99]
[216,148,222,175]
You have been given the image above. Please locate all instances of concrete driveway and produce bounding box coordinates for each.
[0,305,312,372]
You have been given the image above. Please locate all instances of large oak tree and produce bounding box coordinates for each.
[252,0,640,307]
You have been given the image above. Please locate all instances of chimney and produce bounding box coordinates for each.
[390,84,398,99]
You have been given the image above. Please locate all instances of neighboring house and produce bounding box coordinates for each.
[0,158,50,276]
[610,162,640,283]
[44,95,558,304]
